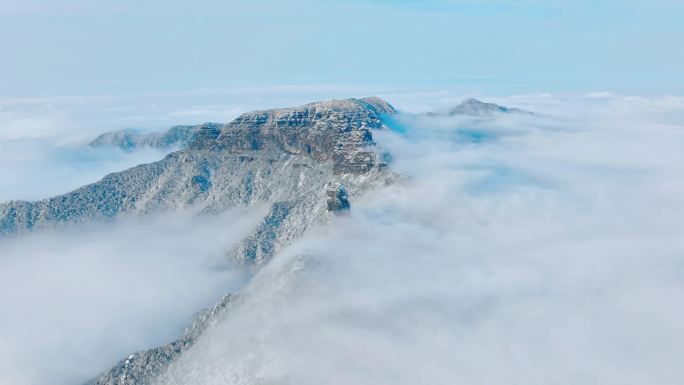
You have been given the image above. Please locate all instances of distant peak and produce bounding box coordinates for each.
[446,98,532,117]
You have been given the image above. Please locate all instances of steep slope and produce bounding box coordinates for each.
[89,123,222,150]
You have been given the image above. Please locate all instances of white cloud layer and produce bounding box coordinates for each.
[153,93,684,385]
[0,208,264,385]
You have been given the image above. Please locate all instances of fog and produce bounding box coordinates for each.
[0,208,264,385]
[155,94,684,385]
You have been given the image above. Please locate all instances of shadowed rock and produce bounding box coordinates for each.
[326,183,350,212]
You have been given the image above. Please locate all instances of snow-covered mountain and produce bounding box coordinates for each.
[1,97,396,263]
[0,96,398,385]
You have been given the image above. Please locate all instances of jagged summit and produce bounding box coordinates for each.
[446,98,532,116]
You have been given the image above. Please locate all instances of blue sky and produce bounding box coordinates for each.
[0,0,682,96]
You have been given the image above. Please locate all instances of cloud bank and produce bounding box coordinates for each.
[0,208,264,385]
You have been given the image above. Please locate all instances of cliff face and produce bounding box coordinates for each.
[189,96,395,174]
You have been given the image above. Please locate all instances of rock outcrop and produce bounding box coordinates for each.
[326,183,350,212]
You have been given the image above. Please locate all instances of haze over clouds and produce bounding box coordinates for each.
[153,94,684,385]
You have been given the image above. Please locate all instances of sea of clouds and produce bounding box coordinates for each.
[1,90,683,385]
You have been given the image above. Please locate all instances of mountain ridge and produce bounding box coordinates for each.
[0,97,396,237]
[89,123,222,150]
[2,96,400,385]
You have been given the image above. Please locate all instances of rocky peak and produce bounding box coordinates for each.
[189,97,396,174]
